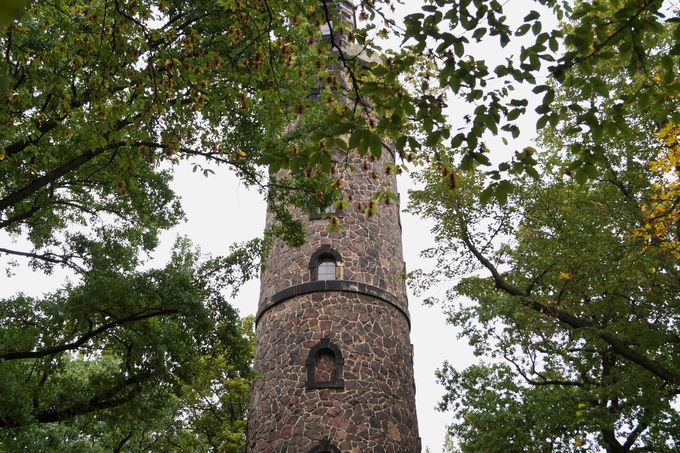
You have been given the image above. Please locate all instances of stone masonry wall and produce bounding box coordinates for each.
[249,145,420,451]
[258,148,408,313]
[249,292,419,452]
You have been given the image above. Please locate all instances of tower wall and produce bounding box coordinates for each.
[250,292,417,451]
[257,153,407,311]
[248,146,420,452]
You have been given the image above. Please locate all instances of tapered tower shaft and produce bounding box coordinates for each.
[248,3,420,451]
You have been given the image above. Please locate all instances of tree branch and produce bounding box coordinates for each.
[0,247,83,271]
[1,308,179,360]
[34,372,150,424]
[0,146,108,215]
[0,205,40,230]
[320,0,371,110]
[503,351,582,387]
[623,421,648,450]
[113,431,134,453]
[459,220,680,386]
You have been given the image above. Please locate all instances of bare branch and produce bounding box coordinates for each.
[0,247,84,272]
[503,351,582,387]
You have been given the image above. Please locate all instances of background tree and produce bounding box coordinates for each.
[409,2,679,450]
[331,0,679,203]
[0,238,258,451]
[0,0,360,448]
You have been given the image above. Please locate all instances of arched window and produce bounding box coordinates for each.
[308,438,341,453]
[309,245,342,281]
[306,338,344,389]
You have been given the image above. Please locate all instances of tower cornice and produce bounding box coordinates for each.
[256,279,411,328]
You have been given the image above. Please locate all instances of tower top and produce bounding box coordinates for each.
[322,1,378,65]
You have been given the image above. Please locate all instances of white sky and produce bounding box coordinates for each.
[0,1,558,450]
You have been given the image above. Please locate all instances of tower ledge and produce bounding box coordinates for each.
[257,279,411,328]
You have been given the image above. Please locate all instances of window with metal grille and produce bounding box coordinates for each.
[317,258,336,280]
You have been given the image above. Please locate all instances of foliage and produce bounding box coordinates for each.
[408,1,679,451]
[2,0,679,449]
[306,0,680,203]
[412,144,680,451]
[436,362,583,451]
[632,121,680,261]
[0,0,360,445]
[0,238,258,450]
[6,0,673,267]
[0,0,356,273]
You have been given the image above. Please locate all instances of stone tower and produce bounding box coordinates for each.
[247,2,420,451]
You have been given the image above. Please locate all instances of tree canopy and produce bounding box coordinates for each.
[319,0,680,202]
[0,0,349,449]
[0,239,257,451]
[407,1,679,451]
[1,0,679,450]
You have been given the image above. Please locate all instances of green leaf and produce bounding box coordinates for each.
[331,121,354,135]
[0,0,28,27]
[367,132,383,158]
[472,28,487,41]
[474,152,491,166]
[542,88,555,106]
[479,185,495,204]
[523,11,540,22]
[524,165,539,179]
[592,78,608,97]
[495,180,512,204]
[454,41,465,57]
[451,133,465,148]
[536,115,549,130]
[349,129,363,151]
[500,33,510,47]
[507,109,522,121]
[516,24,531,36]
